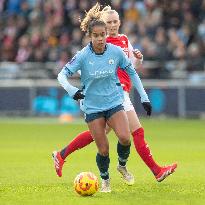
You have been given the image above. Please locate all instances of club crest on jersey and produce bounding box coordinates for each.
[109,59,114,65]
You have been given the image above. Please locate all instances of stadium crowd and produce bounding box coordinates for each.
[0,0,205,78]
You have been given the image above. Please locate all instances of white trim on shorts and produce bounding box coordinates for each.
[122,91,135,112]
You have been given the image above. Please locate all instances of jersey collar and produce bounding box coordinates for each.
[89,42,107,55]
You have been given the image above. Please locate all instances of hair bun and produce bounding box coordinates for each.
[102,5,111,12]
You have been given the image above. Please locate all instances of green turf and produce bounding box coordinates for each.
[0,118,205,205]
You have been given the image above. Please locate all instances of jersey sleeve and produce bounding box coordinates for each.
[118,47,132,71]
[118,48,149,103]
[57,51,82,97]
[63,51,82,76]
[128,39,137,66]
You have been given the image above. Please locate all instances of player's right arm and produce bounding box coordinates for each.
[57,52,84,100]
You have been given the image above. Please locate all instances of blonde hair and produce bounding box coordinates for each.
[80,3,105,35]
[101,5,119,20]
[102,5,112,12]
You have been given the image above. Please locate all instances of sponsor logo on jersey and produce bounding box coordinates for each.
[89,69,114,78]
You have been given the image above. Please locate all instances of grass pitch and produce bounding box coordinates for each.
[0,118,205,205]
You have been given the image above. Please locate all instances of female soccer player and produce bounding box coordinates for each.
[54,3,151,193]
[53,4,177,187]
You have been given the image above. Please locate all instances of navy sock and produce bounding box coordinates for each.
[96,153,110,180]
[117,141,131,166]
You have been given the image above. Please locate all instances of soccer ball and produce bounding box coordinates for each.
[74,172,99,196]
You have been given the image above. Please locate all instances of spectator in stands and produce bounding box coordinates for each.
[16,34,31,63]
[186,43,204,72]
[0,0,204,78]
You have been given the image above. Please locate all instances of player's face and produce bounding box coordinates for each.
[90,25,106,53]
[103,12,120,37]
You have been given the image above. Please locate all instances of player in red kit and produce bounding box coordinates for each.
[52,4,177,183]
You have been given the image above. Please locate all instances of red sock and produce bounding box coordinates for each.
[132,127,161,175]
[60,130,94,160]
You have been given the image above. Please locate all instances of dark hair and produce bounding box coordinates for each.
[80,2,106,36]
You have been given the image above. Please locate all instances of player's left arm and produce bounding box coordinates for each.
[118,48,151,115]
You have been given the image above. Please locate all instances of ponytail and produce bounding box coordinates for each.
[80,2,106,36]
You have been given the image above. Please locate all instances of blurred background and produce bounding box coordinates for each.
[0,0,205,119]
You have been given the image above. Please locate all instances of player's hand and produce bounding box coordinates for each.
[133,49,143,61]
[142,102,152,116]
[73,90,85,101]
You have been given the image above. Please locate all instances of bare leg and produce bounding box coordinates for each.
[87,117,108,156]
[105,124,112,134]
[87,117,110,182]
[126,110,141,133]
[107,110,134,185]
[107,110,130,145]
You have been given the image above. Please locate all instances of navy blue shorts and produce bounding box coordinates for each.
[85,104,124,123]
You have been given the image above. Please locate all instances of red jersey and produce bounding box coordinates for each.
[106,34,132,92]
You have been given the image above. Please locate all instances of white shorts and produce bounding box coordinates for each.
[122,91,135,112]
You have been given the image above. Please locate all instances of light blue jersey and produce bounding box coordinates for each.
[58,42,149,114]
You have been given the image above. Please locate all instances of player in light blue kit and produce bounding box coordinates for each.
[57,6,150,193]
